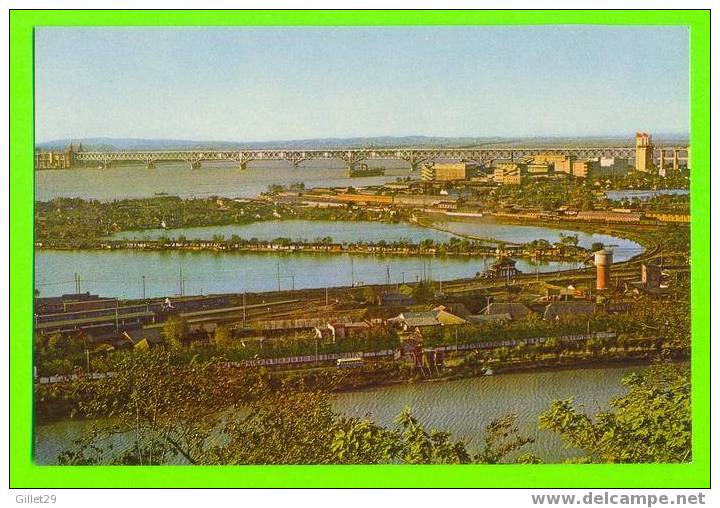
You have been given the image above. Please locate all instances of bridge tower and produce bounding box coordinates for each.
[63,143,75,169]
[634,132,654,172]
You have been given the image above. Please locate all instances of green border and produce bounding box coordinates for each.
[10,10,710,488]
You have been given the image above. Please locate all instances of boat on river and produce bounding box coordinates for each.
[349,165,385,178]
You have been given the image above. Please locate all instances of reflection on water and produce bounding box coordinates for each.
[37,216,643,299]
[107,219,644,262]
[35,364,646,464]
[332,365,645,462]
[35,249,585,299]
[436,220,643,255]
[109,220,455,244]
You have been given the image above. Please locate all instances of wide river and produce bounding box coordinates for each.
[36,160,413,201]
[36,219,642,298]
[34,364,645,464]
[33,166,655,465]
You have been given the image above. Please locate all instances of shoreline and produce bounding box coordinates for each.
[34,240,593,264]
[329,352,684,395]
[35,351,687,425]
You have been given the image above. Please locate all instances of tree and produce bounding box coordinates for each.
[58,350,230,465]
[56,351,535,465]
[212,325,233,350]
[362,287,378,305]
[411,282,435,303]
[163,315,189,349]
[475,412,535,464]
[591,242,605,253]
[539,364,690,463]
[47,333,83,356]
[559,233,579,247]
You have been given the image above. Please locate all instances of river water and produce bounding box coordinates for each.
[108,220,455,244]
[37,219,642,299]
[35,163,645,298]
[35,160,413,201]
[34,364,644,464]
[33,166,656,465]
[108,218,641,253]
[35,250,576,299]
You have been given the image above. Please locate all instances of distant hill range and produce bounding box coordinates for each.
[37,134,690,151]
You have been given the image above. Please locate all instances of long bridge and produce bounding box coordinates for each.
[70,145,691,171]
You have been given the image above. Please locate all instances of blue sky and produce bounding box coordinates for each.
[34,26,689,142]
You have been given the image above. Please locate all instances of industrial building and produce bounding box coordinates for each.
[553,157,573,174]
[641,263,662,289]
[526,162,552,177]
[34,143,83,170]
[570,159,601,178]
[543,301,596,321]
[493,162,525,185]
[421,161,478,181]
[596,157,630,176]
[533,153,573,174]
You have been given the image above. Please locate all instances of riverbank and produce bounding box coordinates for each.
[34,340,686,424]
[35,237,594,264]
[34,359,687,465]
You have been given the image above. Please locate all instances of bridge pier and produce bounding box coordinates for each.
[234,152,254,171]
[286,153,306,170]
[398,153,427,172]
[145,161,156,169]
[189,161,201,169]
[672,149,679,171]
[340,152,364,175]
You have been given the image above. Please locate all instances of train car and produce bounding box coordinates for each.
[336,357,364,368]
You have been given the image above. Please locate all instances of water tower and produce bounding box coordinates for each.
[594,249,613,290]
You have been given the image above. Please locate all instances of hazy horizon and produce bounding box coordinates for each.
[35,26,689,143]
[36,132,690,149]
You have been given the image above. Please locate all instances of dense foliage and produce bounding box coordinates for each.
[56,350,536,465]
[539,363,691,463]
[51,349,690,465]
[471,175,688,213]
[35,196,409,246]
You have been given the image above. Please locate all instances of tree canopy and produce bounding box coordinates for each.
[539,363,690,463]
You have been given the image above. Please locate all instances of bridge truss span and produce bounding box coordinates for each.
[72,146,684,170]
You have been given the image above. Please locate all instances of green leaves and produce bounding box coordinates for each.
[54,349,535,465]
[539,364,690,463]
[162,315,189,349]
